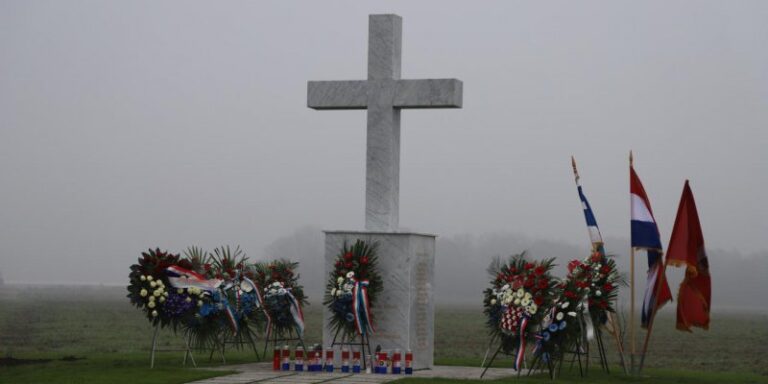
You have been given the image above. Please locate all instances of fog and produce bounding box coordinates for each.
[0,1,766,308]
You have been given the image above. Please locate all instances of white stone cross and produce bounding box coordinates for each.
[307,14,463,232]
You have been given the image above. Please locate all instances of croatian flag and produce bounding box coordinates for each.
[630,165,672,328]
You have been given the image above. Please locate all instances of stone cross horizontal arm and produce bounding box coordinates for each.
[307,79,463,110]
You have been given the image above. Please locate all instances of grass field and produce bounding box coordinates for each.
[1,285,766,383]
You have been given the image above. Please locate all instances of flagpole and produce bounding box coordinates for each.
[628,150,636,374]
[630,247,636,373]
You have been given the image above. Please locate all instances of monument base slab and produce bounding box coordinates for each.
[323,231,435,369]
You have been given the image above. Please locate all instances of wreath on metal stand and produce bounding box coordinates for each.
[324,240,382,370]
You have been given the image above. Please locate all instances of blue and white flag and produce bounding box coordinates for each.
[572,157,605,255]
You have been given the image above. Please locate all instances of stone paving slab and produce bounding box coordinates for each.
[188,362,521,384]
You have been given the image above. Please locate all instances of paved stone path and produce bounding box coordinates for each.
[188,362,520,383]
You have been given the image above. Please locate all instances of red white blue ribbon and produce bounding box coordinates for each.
[165,265,222,293]
[242,277,272,339]
[513,316,529,371]
[285,289,305,337]
[222,298,239,334]
[352,279,375,336]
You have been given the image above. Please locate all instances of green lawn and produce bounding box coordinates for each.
[1,285,766,383]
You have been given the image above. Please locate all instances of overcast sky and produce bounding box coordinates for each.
[1,1,766,284]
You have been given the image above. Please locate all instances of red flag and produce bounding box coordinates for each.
[666,180,711,331]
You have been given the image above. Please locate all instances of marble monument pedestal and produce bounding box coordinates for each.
[323,231,436,369]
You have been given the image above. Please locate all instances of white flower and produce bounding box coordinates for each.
[185,297,192,303]
[561,302,569,309]
[147,275,153,282]
[513,298,521,306]
[153,290,162,297]
[140,275,147,282]
[177,289,184,294]
[331,288,337,297]
[140,289,148,297]
[148,296,155,302]
[524,292,532,300]
[501,284,510,291]
[346,271,355,279]
[163,292,168,297]
[516,289,525,298]
[567,311,577,317]
[335,290,342,297]
[148,301,156,309]
[159,297,165,303]
[197,300,203,307]
[337,277,344,285]
[490,299,497,305]
[151,310,158,317]
[156,280,164,287]
[528,304,538,314]
[556,312,564,321]
[596,290,602,297]
[521,298,531,306]
[150,281,157,288]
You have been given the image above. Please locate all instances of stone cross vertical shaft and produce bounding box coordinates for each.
[308,14,463,231]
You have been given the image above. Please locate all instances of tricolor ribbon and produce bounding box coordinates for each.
[285,289,305,337]
[242,277,273,339]
[352,279,375,336]
[165,265,222,293]
[513,316,529,371]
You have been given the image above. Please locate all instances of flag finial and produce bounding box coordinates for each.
[571,156,580,183]
[629,150,634,167]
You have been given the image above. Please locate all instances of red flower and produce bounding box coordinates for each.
[335,261,342,267]
[567,260,581,273]
[360,257,369,265]
[534,266,545,276]
[537,279,549,289]
[603,283,614,292]
[344,252,353,261]
[600,265,612,274]
[524,263,534,270]
[599,301,608,309]
[591,252,602,262]
[509,267,517,274]
[512,280,522,290]
[204,263,211,271]
[344,262,353,269]
[524,279,534,288]
[534,297,543,306]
